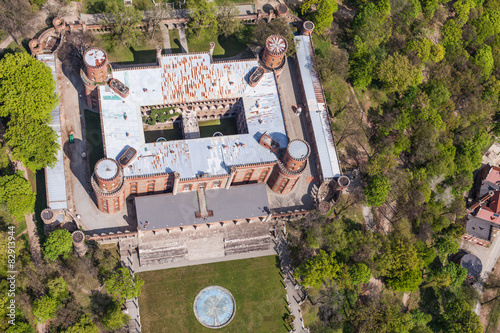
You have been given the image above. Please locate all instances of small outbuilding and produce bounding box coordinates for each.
[460,253,483,278]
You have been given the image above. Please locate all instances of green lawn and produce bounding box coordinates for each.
[214,0,253,4]
[0,41,28,60]
[168,29,183,54]
[84,109,104,173]
[96,35,158,64]
[187,26,254,58]
[199,118,238,137]
[138,256,289,333]
[84,0,155,13]
[144,125,183,143]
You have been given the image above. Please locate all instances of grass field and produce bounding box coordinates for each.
[199,118,238,137]
[144,125,182,143]
[187,26,254,58]
[138,256,289,333]
[168,29,183,54]
[96,35,158,64]
[84,110,104,172]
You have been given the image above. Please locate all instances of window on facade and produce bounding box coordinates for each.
[102,200,108,213]
[258,170,268,182]
[147,182,155,193]
[114,198,119,210]
[213,181,221,188]
[130,183,137,194]
[278,179,289,193]
[244,171,252,181]
[184,184,192,191]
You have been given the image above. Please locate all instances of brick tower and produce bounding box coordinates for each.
[91,158,125,214]
[261,34,287,70]
[41,208,57,235]
[81,48,108,110]
[302,21,315,36]
[71,230,87,257]
[268,139,310,194]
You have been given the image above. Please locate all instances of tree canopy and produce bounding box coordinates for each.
[301,0,338,31]
[102,301,130,330]
[186,0,218,37]
[102,3,142,46]
[0,53,59,170]
[63,315,99,333]
[364,174,391,207]
[0,172,35,221]
[105,267,144,302]
[217,1,242,38]
[43,229,73,262]
[33,296,59,323]
[294,250,343,288]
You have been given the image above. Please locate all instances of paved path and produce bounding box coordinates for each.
[178,24,189,53]
[275,228,307,332]
[160,24,172,54]
[461,234,500,316]
[57,62,130,232]
[126,297,141,333]
[0,36,14,53]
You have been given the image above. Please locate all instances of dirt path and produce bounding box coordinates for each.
[11,160,44,267]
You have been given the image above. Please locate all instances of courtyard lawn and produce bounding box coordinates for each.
[199,118,238,137]
[96,35,158,64]
[138,256,289,333]
[168,29,183,54]
[215,0,253,4]
[144,125,183,143]
[187,26,254,58]
[84,109,104,172]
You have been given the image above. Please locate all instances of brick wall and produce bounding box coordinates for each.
[231,164,274,185]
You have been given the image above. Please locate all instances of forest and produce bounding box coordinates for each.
[289,0,500,332]
[0,0,499,331]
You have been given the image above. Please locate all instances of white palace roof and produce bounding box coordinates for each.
[99,53,288,179]
[294,35,341,180]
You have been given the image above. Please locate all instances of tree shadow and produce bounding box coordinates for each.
[63,138,93,197]
[172,38,184,53]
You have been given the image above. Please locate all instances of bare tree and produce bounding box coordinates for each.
[144,0,172,41]
[44,0,70,24]
[0,0,33,45]
[57,30,98,73]
[217,1,242,38]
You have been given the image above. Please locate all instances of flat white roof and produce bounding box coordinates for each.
[84,48,106,67]
[95,159,118,180]
[37,54,67,210]
[100,56,288,179]
[294,36,341,180]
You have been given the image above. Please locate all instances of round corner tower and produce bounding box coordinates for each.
[41,208,57,235]
[261,34,288,70]
[83,48,108,83]
[268,139,310,194]
[91,158,125,214]
[302,21,315,36]
[276,4,289,17]
[82,47,108,110]
[52,17,66,33]
[29,39,42,56]
[71,230,87,257]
